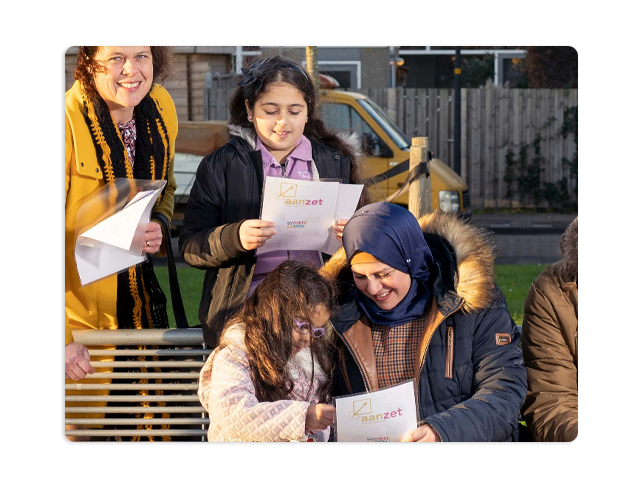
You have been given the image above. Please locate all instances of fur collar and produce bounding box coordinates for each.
[320,210,498,314]
[227,124,257,149]
[558,217,578,279]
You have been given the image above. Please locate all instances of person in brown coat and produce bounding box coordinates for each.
[521,217,578,441]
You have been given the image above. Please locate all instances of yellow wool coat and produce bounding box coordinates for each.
[64,80,178,345]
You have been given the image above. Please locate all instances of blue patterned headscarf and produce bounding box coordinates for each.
[342,202,434,327]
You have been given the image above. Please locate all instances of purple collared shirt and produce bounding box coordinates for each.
[249,135,322,296]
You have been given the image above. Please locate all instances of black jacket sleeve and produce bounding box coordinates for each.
[179,148,249,270]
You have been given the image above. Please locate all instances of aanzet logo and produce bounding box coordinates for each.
[284,198,323,206]
[349,398,405,424]
[359,408,404,424]
[277,182,323,206]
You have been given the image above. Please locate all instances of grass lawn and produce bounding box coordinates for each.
[495,264,549,325]
[155,264,550,329]
[154,266,205,327]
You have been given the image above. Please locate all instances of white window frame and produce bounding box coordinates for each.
[398,48,526,86]
[304,60,362,89]
[234,48,364,88]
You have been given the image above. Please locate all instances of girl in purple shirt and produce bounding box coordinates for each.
[180,56,371,347]
[237,57,369,292]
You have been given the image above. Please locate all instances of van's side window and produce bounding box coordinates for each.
[320,103,389,157]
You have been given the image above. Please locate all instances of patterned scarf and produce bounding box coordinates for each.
[81,85,171,331]
[82,84,174,441]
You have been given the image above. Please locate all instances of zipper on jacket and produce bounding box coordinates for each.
[445,326,454,379]
[415,308,459,423]
[333,324,369,393]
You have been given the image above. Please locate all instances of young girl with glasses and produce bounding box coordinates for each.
[198,260,336,442]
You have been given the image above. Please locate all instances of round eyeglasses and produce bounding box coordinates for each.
[294,318,326,338]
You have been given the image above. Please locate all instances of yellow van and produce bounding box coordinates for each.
[319,86,470,215]
[172,81,471,232]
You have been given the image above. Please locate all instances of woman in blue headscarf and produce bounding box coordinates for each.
[321,203,527,442]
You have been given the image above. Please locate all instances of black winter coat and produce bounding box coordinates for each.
[179,131,352,348]
[321,211,527,442]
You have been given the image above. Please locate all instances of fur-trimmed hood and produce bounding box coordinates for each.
[227,124,257,149]
[557,217,578,279]
[320,210,499,314]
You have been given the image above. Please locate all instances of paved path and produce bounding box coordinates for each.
[492,233,562,265]
[469,212,575,234]
[470,213,576,266]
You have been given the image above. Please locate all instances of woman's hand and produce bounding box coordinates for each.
[239,220,276,251]
[65,343,95,381]
[400,424,440,442]
[143,221,163,254]
[305,403,336,431]
[333,219,349,243]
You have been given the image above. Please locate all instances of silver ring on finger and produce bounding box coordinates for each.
[146,241,150,247]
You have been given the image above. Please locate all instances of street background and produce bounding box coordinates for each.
[470,212,575,265]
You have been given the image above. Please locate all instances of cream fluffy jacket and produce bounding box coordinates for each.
[198,324,330,442]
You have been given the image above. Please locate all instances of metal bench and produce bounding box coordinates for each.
[65,328,212,441]
[65,325,524,441]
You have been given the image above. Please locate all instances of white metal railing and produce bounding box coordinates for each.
[65,328,212,441]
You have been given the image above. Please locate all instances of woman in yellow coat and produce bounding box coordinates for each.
[65,47,177,433]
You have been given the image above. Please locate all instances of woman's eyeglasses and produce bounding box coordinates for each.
[294,319,326,338]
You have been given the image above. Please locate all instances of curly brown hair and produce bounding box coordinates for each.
[74,46,172,100]
[221,260,337,404]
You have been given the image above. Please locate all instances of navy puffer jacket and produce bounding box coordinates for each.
[321,211,527,442]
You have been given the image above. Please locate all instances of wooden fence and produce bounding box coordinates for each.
[362,87,578,209]
[202,86,577,210]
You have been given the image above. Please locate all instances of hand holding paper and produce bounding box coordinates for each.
[305,403,336,431]
[143,220,164,254]
[333,219,350,243]
[258,177,363,255]
[333,380,418,442]
[239,219,276,251]
[400,424,440,442]
[74,178,166,286]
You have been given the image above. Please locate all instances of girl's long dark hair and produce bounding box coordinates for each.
[230,55,373,207]
[221,261,336,403]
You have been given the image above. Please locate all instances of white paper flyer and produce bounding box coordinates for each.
[333,380,418,442]
[258,176,363,255]
[74,179,166,286]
